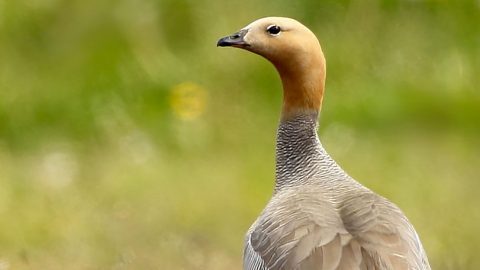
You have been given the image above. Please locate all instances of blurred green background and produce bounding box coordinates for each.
[0,0,479,269]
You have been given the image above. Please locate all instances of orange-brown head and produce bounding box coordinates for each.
[218,17,326,120]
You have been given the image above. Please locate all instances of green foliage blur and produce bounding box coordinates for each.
[0,0,479,269]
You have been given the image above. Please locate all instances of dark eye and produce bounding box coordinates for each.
[266,25,281,35]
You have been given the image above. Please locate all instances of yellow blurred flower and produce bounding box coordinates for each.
[169,82,207,121]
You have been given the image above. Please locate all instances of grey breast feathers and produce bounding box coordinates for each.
[243,185,430,270]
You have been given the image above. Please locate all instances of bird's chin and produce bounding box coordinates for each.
[231,43,251,49]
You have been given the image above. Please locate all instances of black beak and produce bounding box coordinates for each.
[217,29,249,47]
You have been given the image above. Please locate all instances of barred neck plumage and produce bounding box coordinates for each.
[274,112,351,191]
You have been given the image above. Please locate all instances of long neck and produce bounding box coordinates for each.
[274,114,349,191]
[272,46,326,120]
[273,48,350,191]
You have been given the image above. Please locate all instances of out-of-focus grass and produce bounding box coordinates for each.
[0,0,479,269]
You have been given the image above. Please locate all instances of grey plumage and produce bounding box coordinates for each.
[243,114,430,270]
[218,17,431,270]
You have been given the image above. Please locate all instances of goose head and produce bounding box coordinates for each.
[218,17,326,119]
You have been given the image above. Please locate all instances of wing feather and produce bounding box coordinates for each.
[243,186,430,270]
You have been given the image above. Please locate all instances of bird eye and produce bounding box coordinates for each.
[266,25,281,36]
